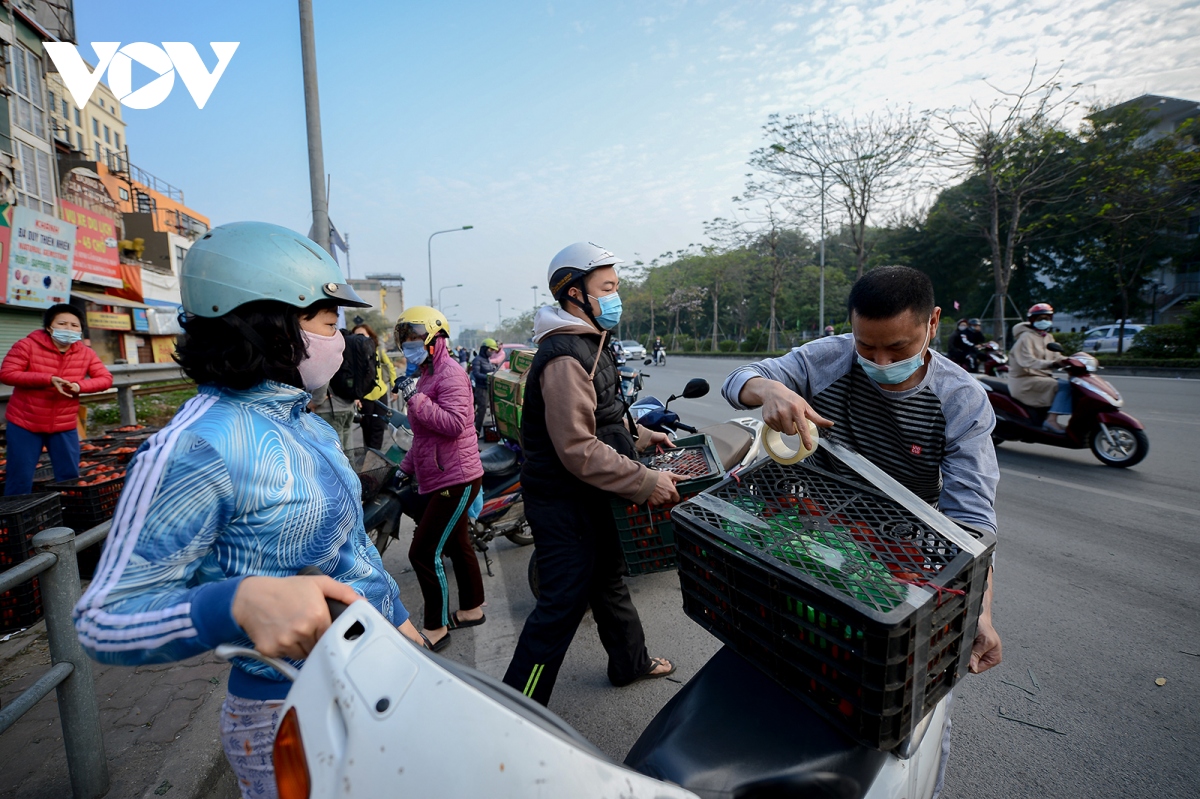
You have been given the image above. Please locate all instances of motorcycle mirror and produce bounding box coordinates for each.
[682,378,710,399]
[1046,342,1064,353]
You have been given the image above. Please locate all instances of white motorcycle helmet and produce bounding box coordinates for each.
[546,241,623,300]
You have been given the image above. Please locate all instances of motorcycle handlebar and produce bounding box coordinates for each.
[298,566,350,621]
[674,422,698,434]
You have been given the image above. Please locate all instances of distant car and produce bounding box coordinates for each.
[489,342,530,369]
[617,340,646,360]
[1081,323,1145,353]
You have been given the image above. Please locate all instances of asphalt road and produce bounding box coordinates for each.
[379,356,1199,799]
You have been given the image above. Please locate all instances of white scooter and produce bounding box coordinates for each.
[220,591,950,799]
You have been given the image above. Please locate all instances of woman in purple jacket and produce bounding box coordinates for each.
[394,307,485,651]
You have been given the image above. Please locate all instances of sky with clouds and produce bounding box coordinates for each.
[75,1,1200,330]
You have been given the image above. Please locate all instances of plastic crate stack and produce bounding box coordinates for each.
[610,434,722,575]
[671,457,995,750]
[43,425,158,534]
[0,493,63,632]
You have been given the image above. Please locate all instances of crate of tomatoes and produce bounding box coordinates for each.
[47,465,128,532]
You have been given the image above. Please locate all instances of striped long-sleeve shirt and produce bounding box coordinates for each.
[74,380,408,700]
[722,334,999,534]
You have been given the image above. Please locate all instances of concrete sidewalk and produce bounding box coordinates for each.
[0,618,237,799]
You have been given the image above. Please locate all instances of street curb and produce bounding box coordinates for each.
[1100,366,1200,379]
[138,677,237,799]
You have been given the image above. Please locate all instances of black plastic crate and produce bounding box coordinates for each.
[0,494,63,569]
[47,472,127,532]
[1,578,42,631]
[610,435,723,575]
[671,457,994,750]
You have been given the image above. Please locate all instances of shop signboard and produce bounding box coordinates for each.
[59,200,122,289]
[132,308,150,332]
[87,310,132,331]
[6,206,76,309]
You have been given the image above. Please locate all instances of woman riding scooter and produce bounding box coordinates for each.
[1009,303,1073,433]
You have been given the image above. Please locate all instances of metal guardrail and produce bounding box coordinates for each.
[0,363,189,426]
[0,522,111,799]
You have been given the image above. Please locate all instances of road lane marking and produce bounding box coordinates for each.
[1001,468,1200,518]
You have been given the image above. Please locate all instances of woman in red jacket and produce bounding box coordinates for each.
[1,304,113,495]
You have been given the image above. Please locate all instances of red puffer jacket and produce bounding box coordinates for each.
[399,336,484,495]
[1,329,114,433]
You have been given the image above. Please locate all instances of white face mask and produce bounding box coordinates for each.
[298,329,345,391]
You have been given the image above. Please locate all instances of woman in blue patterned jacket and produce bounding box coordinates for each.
[73,222,425,799]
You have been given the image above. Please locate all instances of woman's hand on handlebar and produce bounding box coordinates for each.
[232,575,363,660]
[741,378,833,452]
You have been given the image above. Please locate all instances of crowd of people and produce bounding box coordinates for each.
[0,222,990,797]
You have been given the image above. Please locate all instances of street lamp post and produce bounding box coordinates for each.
[531,284,539,314]
[427,226,473,306]
[298,0,330,254]
[496,298,502,328]
[438,283,463,310]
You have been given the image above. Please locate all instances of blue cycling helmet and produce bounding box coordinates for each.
[180,221,369,318]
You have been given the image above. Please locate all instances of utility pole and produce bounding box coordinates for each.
[298,0,330,254]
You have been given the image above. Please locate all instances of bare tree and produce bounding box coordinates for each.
[753,106,927,281]
[734,179,802,351]
[932,66,1083,347]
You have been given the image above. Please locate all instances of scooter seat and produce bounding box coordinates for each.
[625,646,887,799]
[479,444,519,476]
[979,377,1010,396]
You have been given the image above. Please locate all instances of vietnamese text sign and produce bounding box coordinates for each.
[87,310,132,331]
[7,206,75,309]
[59,200,122,288]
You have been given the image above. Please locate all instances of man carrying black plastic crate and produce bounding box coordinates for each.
[502,241,682,706]
[722,265,1001,796]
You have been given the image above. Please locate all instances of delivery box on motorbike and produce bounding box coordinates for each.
[508,348,536,375]
[670,450,995,750]
[489,368,527,444]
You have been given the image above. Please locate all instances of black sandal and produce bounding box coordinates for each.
[449,611,486,630]
[626,656,676,684]
[426,631,451,652]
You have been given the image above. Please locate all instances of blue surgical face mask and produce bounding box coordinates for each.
[856,325,931,386]
[402,341,428,368]
[1032,320,1053,331]
[51,329,82,345]
[590,292,622,330]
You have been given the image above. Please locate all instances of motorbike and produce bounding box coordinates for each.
[364,408,533,569]
[975,341,1008,377]
[652,346,667,366]
[981,343,1148,467]
[613,347,650,403]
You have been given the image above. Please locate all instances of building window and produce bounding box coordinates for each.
[114,132,121,149]
[48,90,55,113]
[119,187,129,201]
[103,124,110,144]
[76,131,83,149]
[95,142,102,161]
[62,98,69,118]
[92,118,99,136]
[14,142,54,215]
[74,107,81,126]
[8,45,46,138]
[175,245,188,268]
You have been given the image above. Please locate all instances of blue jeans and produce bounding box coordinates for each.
[4,422,80,495]
[1049,378,1073,416]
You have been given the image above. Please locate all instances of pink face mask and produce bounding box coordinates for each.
[298,329,346,391]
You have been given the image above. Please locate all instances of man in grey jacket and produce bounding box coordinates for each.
[723,266,1001,797]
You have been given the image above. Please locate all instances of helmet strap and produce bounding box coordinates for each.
[225,313,273,354]
[565,282,602,332]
